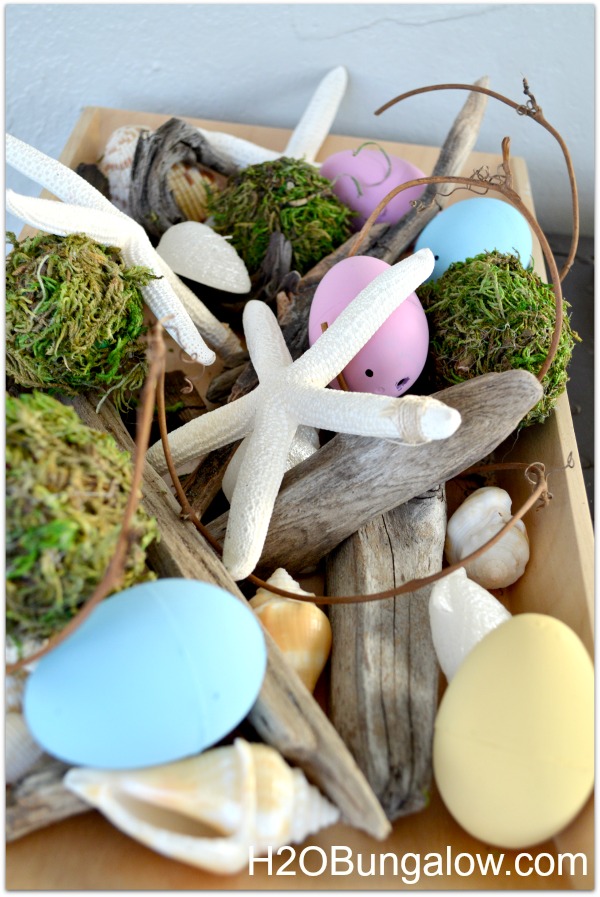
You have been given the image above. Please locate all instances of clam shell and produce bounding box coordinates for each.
[250,569,332,692]
[445,486,530,589]
[63,738,339,874]
[6,711,45,785]
[429,567,512,681]
[98,124,150,213]
[166,161,227,223]
[156,221,251,294]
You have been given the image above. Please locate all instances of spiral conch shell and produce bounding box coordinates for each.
[250,568,332,692]
[445,486,529,589]
[63,738,340,874]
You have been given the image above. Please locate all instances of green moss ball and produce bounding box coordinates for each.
[6,231,155,409]
[417,252,580,427]
[207,156,353,275]
[6,391,160,642]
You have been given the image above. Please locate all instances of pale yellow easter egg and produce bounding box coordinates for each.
[433,613,594,849]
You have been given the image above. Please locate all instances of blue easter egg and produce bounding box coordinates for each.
[23,579,267,768]
[414,197,533,281]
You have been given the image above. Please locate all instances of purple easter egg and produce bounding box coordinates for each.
[320,148,427,231]
[308,255,429,397]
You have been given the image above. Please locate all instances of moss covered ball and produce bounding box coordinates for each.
[417,252,579,427]
[208,156,353,275]
[6,231,155,409]
[6,391,159,642]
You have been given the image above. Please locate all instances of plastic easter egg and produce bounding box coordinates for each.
[414,197,533,281]
[320,148,426,230]
[308,255,429,396]
[23,579,267,769]
[433,613,594,849]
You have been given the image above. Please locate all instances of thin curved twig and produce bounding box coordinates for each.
[373,79,579,280]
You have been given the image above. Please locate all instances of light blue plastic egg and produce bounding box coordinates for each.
[414,197,533,281]
[23,579,267,769]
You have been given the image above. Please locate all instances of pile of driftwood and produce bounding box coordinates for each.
[7,77,543,845]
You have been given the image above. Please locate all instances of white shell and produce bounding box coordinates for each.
[98,124,149,214]
[156,221,251,294]
[63,738,339,874]
[221,425,319,503]
[445,486,530,589]
[429,567,512,681]
[6,712,45,784]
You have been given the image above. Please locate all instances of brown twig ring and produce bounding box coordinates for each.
[373,80,579,281]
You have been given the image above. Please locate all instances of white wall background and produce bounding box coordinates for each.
[5,3,594,239]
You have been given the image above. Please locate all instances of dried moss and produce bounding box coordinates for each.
[6,392,159,642]
[208,157,353,275]
[6,231,155,410]
[417,252,580,427]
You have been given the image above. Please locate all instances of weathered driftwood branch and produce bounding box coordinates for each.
[15,394,388,843]
[207,370,543,575]
[327,486,446,819]
[184,442,240,519]
[6,758,89,842]
[225,76,489,404]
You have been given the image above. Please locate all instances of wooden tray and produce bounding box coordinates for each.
[6,107,594,891]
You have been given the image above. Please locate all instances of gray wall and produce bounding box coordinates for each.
[6,3,594,238]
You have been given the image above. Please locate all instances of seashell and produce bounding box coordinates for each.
[445,486,530,589]
[429,567,512,681]
[6,711,45,785]
[221,425,319,503]
[156,221,251,294]
[166,160,226,223]
[98,124,150,213]
[249,569,332,692]
[63,737,340,874]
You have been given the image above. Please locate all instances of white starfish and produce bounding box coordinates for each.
[5,135,244,365]
[147,248,462,580]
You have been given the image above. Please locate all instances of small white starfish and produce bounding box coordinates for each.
[147,248,461,580]
[5,135,244,365]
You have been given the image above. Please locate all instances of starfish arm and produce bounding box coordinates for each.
[6,133,122,217]
[284,66,348,164]
[289,248,435,387]
[222,401,297,580]
[146,390,259,475]
[195,128,280,169]
[5,191,132,246]
[242,300,293,381]
[6,192,216,367]
[290,385,462,443]
[152,255,244,363]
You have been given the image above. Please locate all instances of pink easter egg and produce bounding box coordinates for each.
[308,255,429,397]
[320,148,427,231]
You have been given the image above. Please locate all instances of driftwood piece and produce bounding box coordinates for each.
[205,363,249,405]
[129,117,235,240]
[185,442,240,518]
[207,370,543,575]
[13,394,389,843]
[227,76,489,404]
[327,486,446,820]
[6,758,89,843]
